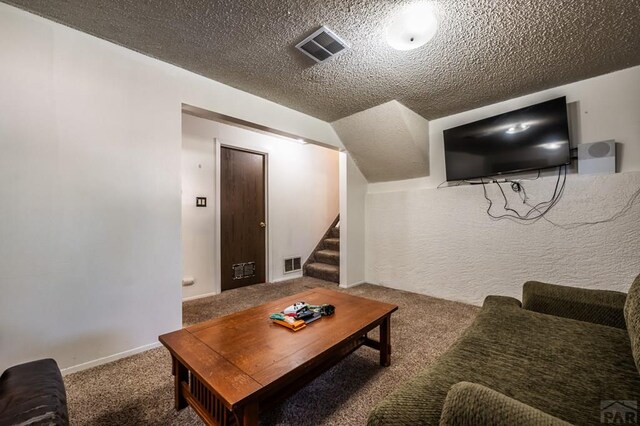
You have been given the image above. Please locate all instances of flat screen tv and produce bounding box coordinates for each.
[443,97,571,181]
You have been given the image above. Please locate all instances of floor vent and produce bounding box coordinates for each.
[284,257,302,273]
[295,26,349,63]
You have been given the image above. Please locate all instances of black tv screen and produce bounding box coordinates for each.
[443,97,571,181]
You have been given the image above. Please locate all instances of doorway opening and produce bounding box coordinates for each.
[180,106,340,306]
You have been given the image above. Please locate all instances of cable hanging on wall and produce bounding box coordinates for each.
[480,166,640,228]
[531,185,640,229]
[481,165,567,223]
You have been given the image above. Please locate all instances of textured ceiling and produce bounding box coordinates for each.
[4,0,640,122]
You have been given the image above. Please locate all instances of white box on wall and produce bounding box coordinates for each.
[578,140,616,175]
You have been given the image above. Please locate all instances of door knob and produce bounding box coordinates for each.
[259,222,266,228]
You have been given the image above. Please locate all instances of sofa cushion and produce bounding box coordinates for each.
[439,382,571,426]
[624,274,640,373]
[0,359,68,425]
[368,296,640,425]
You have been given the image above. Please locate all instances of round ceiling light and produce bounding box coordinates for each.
[386,3,438,51]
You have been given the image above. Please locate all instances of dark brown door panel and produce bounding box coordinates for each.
[220,147,266,291]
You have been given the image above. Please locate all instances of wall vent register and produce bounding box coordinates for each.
[295,26,349,63]
[232,262,255,280]
[284,257,302,273]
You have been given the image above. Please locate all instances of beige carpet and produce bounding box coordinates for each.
[64,277,479,425]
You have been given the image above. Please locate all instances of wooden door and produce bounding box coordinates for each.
[220,147,266,291]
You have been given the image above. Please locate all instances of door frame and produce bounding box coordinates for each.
[214,138,270,294]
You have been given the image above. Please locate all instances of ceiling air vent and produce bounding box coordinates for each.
[295,26,349,63]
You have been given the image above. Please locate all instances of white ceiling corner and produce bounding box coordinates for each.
[331,101,429,183]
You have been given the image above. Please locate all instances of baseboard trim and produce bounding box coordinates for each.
[340,280,365,289]
[182,291,219,302]
[270,273,303,283]
[182,277,304,299]
[60,341,162,376]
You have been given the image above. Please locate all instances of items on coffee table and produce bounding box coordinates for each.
[269,301,336,331]
[269,313,307,331]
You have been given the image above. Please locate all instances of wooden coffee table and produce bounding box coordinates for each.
[159,287,398,426]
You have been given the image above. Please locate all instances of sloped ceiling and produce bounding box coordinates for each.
[332,101,429,182]
[3,0,640,122]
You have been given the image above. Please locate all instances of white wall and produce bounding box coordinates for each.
[367,66,640,305]
[181,127,216,299]
[181,115,339,299]
[0,3,342,372]
[339,153,368,288]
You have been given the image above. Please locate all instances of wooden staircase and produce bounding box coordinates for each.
[304,216,340,283]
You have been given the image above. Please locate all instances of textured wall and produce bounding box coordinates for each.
[366,67,640,305]
[367,172,640,305]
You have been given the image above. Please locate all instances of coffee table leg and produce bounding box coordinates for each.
[380,315,391,367]
[241,401,259,426]
[173,356,188,410]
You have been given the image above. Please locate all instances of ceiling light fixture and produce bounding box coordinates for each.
[386,3,438,51]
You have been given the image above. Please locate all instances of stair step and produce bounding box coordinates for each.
[305,262,339,284]
[316,249,339,266]
[330,227,340,238]
[324,238,340,250]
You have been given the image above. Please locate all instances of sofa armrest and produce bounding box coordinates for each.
[439,382,571,426]
[482,295,522,310]
[0,359,68,426]
[522,281,627,328]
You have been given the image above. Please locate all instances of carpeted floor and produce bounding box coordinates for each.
[64,277,479,425]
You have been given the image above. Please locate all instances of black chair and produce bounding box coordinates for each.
[0,358,69,425]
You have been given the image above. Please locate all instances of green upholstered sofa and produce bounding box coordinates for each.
[368,274,640,426]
